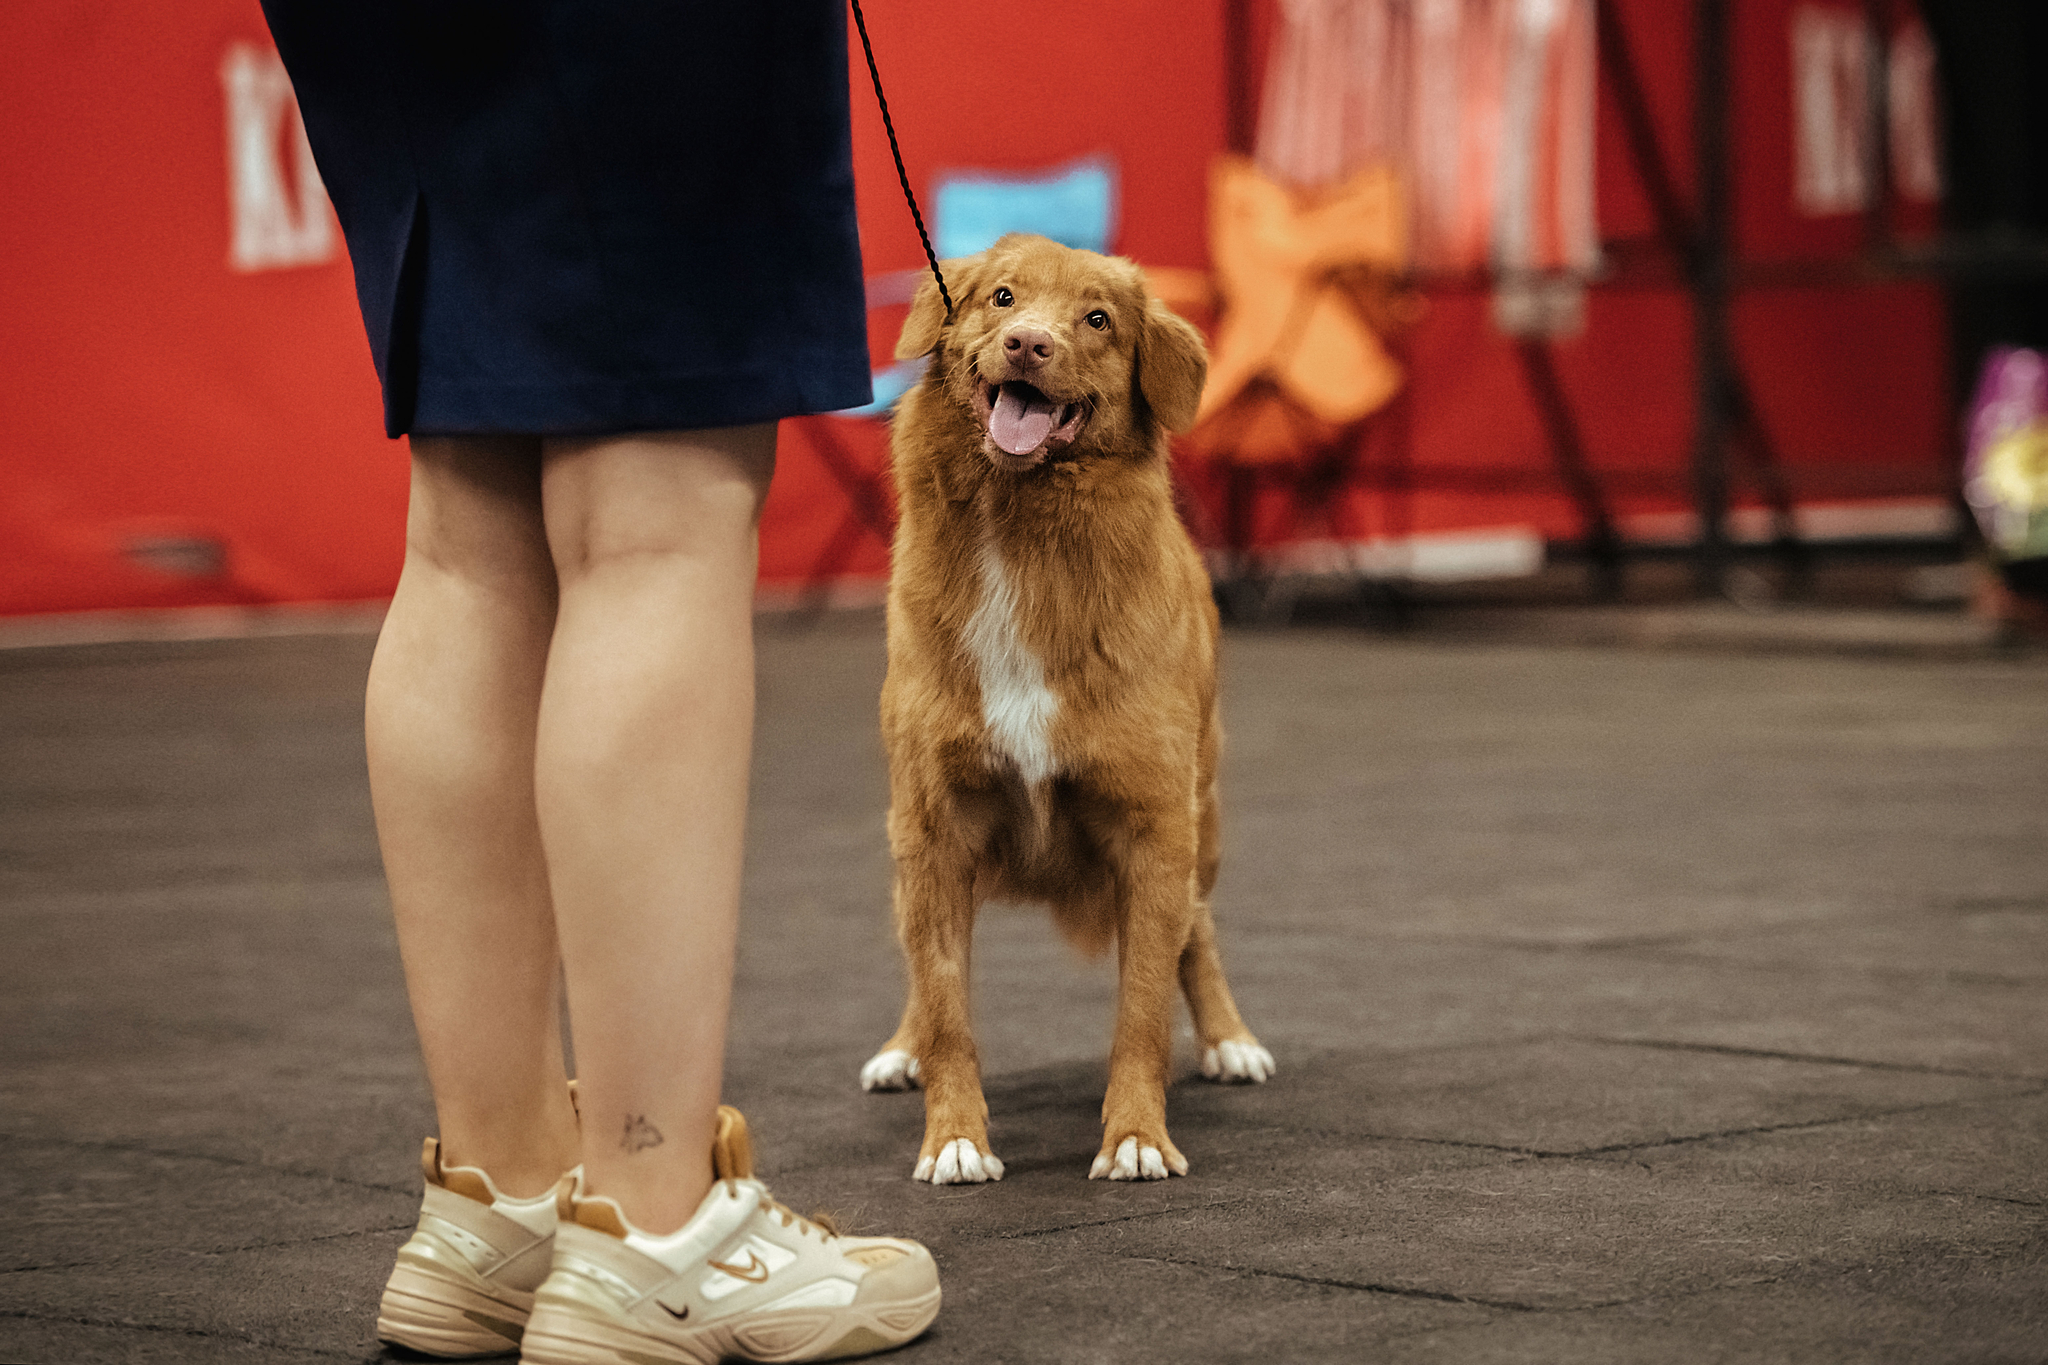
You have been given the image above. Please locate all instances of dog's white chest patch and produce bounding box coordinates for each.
[963,537,1059,785]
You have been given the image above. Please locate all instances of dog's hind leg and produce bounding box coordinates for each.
[860,996,924,1092]
[1180,765,1273,1084]
[1179,906,1274,1084]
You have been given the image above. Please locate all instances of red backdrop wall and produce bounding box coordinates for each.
[0,0,1951,617]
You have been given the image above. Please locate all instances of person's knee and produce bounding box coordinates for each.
[402,437,554,592]
[543,426,777,584]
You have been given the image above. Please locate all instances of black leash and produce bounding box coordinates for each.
[848,0,953,320]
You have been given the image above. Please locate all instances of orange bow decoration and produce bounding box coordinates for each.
[1186,156,1416,465]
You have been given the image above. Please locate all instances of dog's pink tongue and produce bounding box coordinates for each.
[989,384,1058,456]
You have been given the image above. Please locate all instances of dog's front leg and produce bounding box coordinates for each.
[894,845,1003,1184]
[1093,825,1196,1181]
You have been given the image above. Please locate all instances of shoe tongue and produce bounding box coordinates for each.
[989,383,1058,456]
[711,1105,754,1181]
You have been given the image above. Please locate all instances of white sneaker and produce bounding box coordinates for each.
[520,1107,941,1364]
[375,1136,569,1357]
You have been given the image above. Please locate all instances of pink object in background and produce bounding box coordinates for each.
[1963,348,2048,568]
[1254,0,1598,277]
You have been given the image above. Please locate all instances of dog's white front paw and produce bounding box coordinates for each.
[860,1048,922,1092]
[914,1138,1003,1184]
[1201,1039,1275,1084]
[1088,1136,1184,1181]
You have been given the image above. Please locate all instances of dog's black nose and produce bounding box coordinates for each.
[1002,327,1055,366]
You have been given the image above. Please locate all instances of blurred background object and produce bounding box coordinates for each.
[7,0,2042,624]
[1963,348,2048,608]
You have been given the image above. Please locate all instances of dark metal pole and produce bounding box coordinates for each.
[1690,0,1735,596]
[1516,340,1625,599]
[1225,0,1255,155]
[1861,0,1893,253]
[1597,0,1694,252]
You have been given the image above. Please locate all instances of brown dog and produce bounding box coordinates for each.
[860,234,1274,1185]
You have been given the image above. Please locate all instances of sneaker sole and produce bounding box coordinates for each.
[377,1261,533,1357]
[519,1287,942,1365]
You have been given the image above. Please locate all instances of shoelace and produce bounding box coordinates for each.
[712,1178,841,1241]
[762,1195,838,1240]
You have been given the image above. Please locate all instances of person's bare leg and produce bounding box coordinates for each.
[537,423,776,1234]
[365,435,581,1196]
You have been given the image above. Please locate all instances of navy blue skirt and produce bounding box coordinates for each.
[262,1,872,437]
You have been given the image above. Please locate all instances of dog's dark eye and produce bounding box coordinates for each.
[993,287,1014,308]
[1085,310,1109,331]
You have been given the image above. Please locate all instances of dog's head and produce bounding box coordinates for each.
[895,234,1207,473]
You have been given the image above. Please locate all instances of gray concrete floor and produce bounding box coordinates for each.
[2,612,2045,1363]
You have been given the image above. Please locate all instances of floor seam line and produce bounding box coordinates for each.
[982,1196,1267,1242]
[0,1221,416,1277]
[1580,1037,2047,1082]
[1184,1117,1548,1159]
[1573,1094,2040,1157]
[0,1307,356,1359]
[1587,945,2048,989]
[1237,1091,2044,1163]
[1109,1252,1583,1312]
[0,1131,412,1196]
[1166,1031,1570,1076]
[1368,1273,1797,1345]
[1919,1187,2047,1210]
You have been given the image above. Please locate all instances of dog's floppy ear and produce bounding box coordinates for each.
[894,259,973,361]
[1135,299,1209,433]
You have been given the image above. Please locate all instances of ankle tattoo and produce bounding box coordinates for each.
[620,1114,665,1154]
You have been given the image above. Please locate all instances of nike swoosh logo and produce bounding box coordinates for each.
[659,1302,690,1322]
[707,1250,770,1284]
